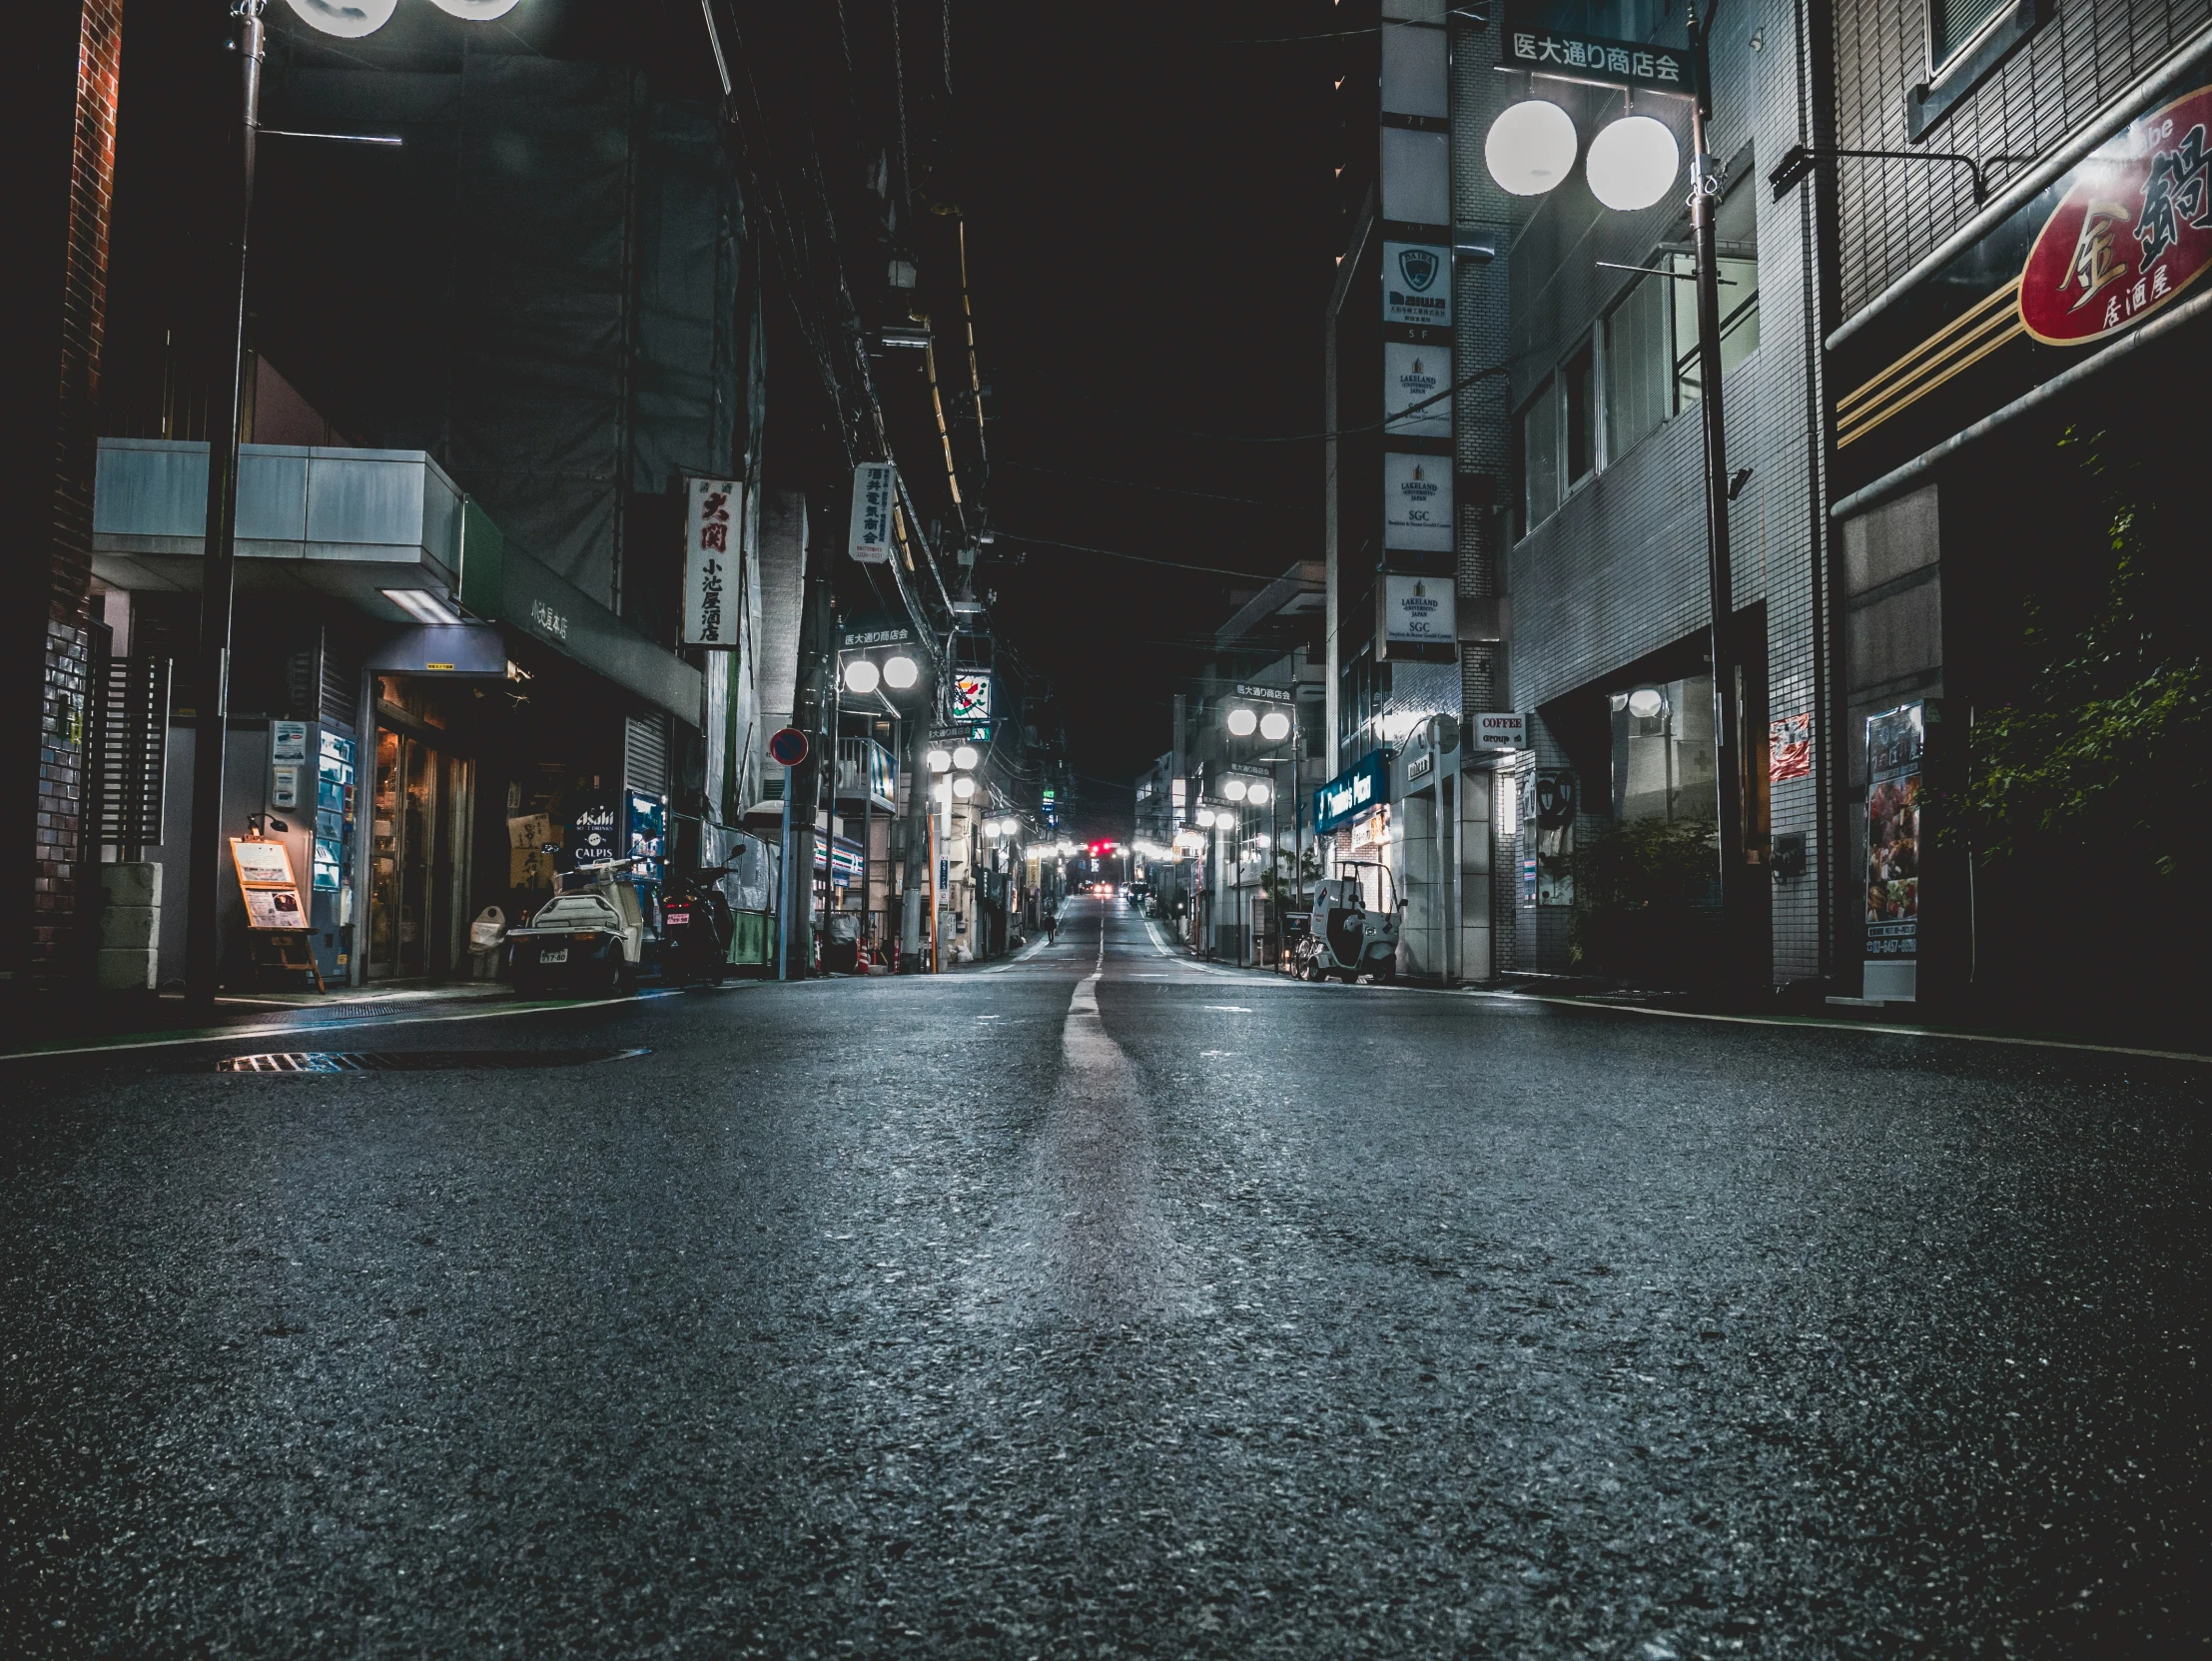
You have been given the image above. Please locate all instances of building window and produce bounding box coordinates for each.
[1610,678,1717,825]
[1605,271,1672,458]
[1521,378,1561,531]
[1565,345,1596,485]
[1927,0,2011,72]
[1671,251,1761,405]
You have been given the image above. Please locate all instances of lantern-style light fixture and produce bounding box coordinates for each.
[843,658,882,696]
[1586,115,1682,211]
[952,744,980,771]
[1258,709,1293,742]
[953,775,977,800]
[1247,781,1272,806]
[883,652,920,689]
[1484,99,1579,196]
[927,747,953,773]
[1224,706,1259,737]
[1224,778,1248,802]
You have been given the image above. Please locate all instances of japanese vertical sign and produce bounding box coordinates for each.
[683,477,742,648]
[848,461,897,563]
[2018,84,2212,346]
[1863,701,1923,989]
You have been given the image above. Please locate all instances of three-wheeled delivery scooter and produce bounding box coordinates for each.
[1292,859,1402,984]
[505,857,649,998]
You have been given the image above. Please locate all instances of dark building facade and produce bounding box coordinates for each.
[1821,0,2212,1015]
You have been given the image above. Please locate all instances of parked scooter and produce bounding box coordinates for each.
[505,857,648,998]
[1292,860,1401,984]
[658,864,734,986]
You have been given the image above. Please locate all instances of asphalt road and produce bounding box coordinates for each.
[3,896,2206,1658]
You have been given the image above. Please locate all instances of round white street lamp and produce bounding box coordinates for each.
[1586,115,1682,211]
[953,775,977,800]
[1258,709,1292,742]
[1224,706,1258,737]
[927,747,953,773]
[952,743,980,771]
[882,652,920,690]
[1224,778,1248,802]
[842,657,882,696]
[1485,99,1579,196]
[1246,781,1271,806]
[1195,808,1217,828]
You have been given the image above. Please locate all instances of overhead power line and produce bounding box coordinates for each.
[1000,460,1304,509]
[1044,362,1511,444]
[1005,532,1287,580]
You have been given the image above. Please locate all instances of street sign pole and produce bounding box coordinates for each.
[767,726,810,981]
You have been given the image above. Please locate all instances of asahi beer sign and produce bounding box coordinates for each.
[1382,452,1452,551]
[847,460,897,563]
[1382,241,1451,328]
[683,477,742,648]
[1382,573,1455,645]
[2019,83,2212,347]
[1383,342,1451,436]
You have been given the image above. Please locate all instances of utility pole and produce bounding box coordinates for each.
[184,0,267,1010]
[1689,0,1752,997]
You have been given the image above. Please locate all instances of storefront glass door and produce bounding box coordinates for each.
[369,729,473,979]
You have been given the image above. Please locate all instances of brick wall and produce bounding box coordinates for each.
[11,0,122,998]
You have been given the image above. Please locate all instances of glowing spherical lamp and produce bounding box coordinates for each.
[927,747,953,773]
[1196,808,1217,828]
[843,657,882,696]
[953,775,976,799]
[1246,781,1271,806]
[1225,706,1258,737]
[1627,687,1667,718]
[1485,100,1578,196]
[952,743,980,771]
[1224,778,1248,802]
[882,653,920,689]
[1258,709,1292,742]
[1586,115,1681,212]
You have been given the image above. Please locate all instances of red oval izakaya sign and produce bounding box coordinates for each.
[2019,84,2212,347]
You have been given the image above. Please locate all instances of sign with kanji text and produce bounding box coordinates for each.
[1501,25,1686,91]
[2018,83,2212,347]
[683,477,743,647]
[848,461,897,563]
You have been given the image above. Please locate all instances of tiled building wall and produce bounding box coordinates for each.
[1485,5,1830,984]
[1834,0,2212,322]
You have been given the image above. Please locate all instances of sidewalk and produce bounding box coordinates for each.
[0,976,757,1063]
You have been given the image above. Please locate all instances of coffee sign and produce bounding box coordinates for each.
[2019,84,2212,347]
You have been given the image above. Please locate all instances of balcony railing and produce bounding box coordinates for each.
[835,737,898,811]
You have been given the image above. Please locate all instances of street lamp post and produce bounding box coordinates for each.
[182,0,267,1011]
[1485,0,1750,995]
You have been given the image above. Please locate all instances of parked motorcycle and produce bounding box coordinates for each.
[657,864,735,986]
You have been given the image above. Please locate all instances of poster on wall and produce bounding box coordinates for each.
[1530,770,1576,907]
[682,477,744,647]
[1770,712,1813,781]
[1863,701,1923,997]
[1383,452,1452,551]
[1383,342,1452,436]
[1382,241,1451,328]
[508,812,556,889]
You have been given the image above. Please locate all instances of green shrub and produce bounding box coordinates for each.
[1571,818,1719,984]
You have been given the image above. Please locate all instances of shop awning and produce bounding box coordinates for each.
[93,438,701,723]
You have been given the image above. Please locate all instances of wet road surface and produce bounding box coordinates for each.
[3,897,2206,1656]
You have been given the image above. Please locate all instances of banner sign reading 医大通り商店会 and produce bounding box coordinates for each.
[1499,21,1686,91]
[1383,242,1451,328]
[682,478,743,648]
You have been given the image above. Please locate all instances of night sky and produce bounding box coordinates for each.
[950,1,1341,833]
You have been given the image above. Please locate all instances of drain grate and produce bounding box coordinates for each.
[215,1048,650,1073]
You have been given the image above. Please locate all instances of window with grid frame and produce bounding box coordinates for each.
[1927,0,2011,72]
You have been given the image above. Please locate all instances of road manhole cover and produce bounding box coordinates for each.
[214,1048,650,1073]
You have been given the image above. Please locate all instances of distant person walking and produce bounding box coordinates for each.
[1047,905,1060,945]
